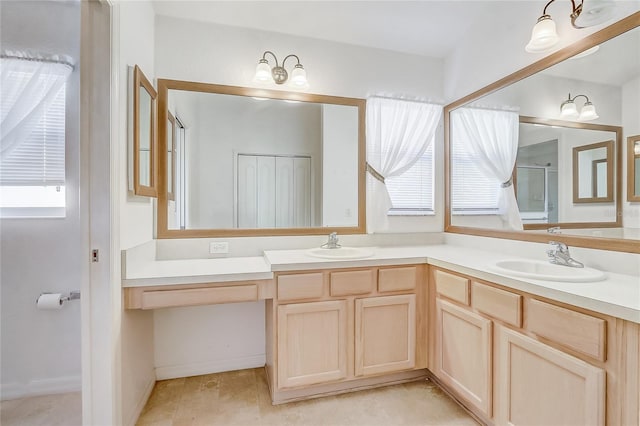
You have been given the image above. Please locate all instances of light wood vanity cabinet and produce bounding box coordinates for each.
[435,298,493,417]
[277,300,348,388]
[428,266,634,426]
[266,265,427,404]
[496,325,605,426]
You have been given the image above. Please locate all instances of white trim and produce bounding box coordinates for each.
[124,375,154,426]
[1,376,81,401]
[80,1,117,425]
[155,355,266,381]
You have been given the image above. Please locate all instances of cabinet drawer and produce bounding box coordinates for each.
[471,282,522,327]
[434,270,469,305]
[330,270,375,297]
[378,266,417,293]
[527,299,606,361]
[140,285,258,309]
[277,273,323,301]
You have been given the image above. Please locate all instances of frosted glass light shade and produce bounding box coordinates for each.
[525,16,559,53]
[560,101,579,119]
[578,102,599,121]
[254,61,272,82]
[289,65,308,89]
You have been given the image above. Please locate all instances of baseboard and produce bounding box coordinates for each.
[125,375,155,426]
[1,375,82,401]
[155,354,266,380]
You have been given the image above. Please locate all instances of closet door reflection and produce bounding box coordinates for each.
[236,155,311,228]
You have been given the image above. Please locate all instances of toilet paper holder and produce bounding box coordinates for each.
[62,291,81,302]
[36,291,81,304]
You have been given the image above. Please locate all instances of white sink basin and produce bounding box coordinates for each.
[492,259,606,282]
[306,247,374,260]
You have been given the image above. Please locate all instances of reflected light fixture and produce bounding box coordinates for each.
[634,141,640,156]
[253,51,308,89]
[560,93,599,121]
[526,0,617,53]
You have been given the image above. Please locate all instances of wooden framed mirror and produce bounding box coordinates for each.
[628,135,640,202]
[132,65,158,197]
[156,79,366,238]
[445,13,639,253]
[572,140,614,203]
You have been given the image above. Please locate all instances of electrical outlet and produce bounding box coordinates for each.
[209,241,229,254]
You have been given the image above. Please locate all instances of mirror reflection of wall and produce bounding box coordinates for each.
[165,89,359,230]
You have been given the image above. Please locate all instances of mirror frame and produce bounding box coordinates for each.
[132,65,158,197]
[572,140,614,203]
[156,79,366,238]
[628,135,640,202]
[517,116,621,229]
[444,13,639,254]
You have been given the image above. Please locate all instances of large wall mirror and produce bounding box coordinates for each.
[445,14,639,253]
[156,80,365,238]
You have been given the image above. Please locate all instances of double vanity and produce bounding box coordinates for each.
[122,240,640,426]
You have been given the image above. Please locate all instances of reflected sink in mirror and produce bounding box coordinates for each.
[306,247,374,260]
[492,259,606,282]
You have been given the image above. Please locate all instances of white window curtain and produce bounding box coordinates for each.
[451,107,523,230]
[1,53,73,157]
[366,97,442,232]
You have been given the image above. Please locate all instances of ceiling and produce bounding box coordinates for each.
[150,1,566,58]
[152,1,640,86]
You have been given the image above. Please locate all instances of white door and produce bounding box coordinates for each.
[257,156,276,228]
[276,157,295,228]
[237,155,258,228]
[293,157,311,227]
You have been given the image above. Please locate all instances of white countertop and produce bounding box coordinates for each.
[123,244,640,323]
[122,256,273,287]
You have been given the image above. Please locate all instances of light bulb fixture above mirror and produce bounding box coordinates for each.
[525,0,617,53]
[253,51,309,90]
[560,93,599,121]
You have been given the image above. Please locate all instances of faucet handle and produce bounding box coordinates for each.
[549,241,569,253]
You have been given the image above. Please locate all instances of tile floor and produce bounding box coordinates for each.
[0,392,82,426]
[137,368,479,426]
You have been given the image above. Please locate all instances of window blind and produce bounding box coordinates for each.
[386,144,434,213]
[451,139,499,213]
[1,76,66,187]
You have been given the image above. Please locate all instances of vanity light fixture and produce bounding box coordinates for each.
[560,93,599,121]
[525,0,617,53]
[254,51,309,89]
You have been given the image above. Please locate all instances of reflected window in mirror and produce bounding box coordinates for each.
[628,135,640,202]
[156,80,365,238]
[449,107,521,230]
[572,140,613,203]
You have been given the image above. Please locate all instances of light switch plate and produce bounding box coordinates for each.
[209,241,229,254]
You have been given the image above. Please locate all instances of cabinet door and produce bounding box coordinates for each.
[277,300,348,388]
[355,294,416,376]
[496,326,605,426]
[435,298,492,417]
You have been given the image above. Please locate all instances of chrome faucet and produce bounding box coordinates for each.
[546,241,584,268]
[547,226,561,234]
[321,232,341,249]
